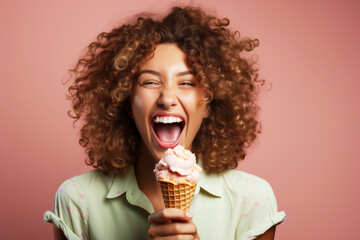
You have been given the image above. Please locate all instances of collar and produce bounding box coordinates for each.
[106,165,136,199]
[106,161,223,200]
[106,165,155,213]
[196,168,223,198]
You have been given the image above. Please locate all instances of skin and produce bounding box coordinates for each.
[53,43,276,239]
[132,43,208,238]
[53,226,66,240]
[131,43,209,164]
[256,226,276,240]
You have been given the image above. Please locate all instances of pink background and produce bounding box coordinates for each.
[1,0,359,239]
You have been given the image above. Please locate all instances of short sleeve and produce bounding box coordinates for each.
[235,176,286,239]
[43,178,89,240]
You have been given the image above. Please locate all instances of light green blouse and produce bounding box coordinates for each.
[44,165,285,240]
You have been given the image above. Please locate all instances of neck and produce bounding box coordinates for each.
[135,142,164,211]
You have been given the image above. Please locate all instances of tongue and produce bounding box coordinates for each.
[155,124,182,142]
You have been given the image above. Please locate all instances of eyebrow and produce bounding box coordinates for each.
[177,71,194,77]
[138,70,194,77]
[138,70,161,77]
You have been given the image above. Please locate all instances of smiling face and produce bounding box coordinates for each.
[131,43,208,163]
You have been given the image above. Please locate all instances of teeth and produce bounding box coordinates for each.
[154,116,183,124]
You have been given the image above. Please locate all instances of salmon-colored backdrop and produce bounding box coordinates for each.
[1,0,359,239]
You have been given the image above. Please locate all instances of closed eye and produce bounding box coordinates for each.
[141,81,158,85]
[139,81,160,88]
[179,81,196,86]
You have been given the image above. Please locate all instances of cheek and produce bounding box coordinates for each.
[181,91,204,110]
[132,87,153,115]
[131,94,150,132]
[131,89,157,133]
[131,95,144,118]
[182,94,207,132]
[182,91,207,117]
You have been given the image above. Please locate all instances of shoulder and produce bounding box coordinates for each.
[56,170,115,202]
[222,169,274,192]
[221,171,286,238]
[221,170,277,203]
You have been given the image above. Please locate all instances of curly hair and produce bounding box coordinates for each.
[68,6,262,175]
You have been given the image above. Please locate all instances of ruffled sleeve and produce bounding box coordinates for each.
[235,175,286,239]
[43,178,89,240]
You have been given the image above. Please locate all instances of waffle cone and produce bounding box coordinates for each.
[159,180,196,211]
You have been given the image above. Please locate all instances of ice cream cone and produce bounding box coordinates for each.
[154,146,201,211]
[159,180,196,211]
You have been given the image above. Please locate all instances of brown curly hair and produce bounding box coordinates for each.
[68,6,262,175]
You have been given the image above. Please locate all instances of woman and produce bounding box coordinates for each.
[44,6,285,240]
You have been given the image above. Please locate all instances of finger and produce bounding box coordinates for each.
[194,233,200,240]
[148,208,193,224]
[148,222,197,237]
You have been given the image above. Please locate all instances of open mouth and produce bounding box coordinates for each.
[151,115,185,149]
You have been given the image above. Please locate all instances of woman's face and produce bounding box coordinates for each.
[131,43,208,162]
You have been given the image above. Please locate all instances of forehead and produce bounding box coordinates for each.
[139,43,190,71]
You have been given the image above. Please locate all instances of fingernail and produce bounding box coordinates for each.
[185,212,193,218]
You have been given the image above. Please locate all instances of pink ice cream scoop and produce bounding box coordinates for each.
[154,145,202,185]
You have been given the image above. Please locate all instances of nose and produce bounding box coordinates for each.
[157,88,178,109]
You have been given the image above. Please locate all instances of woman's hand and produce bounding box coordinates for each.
[148,208,200,239]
